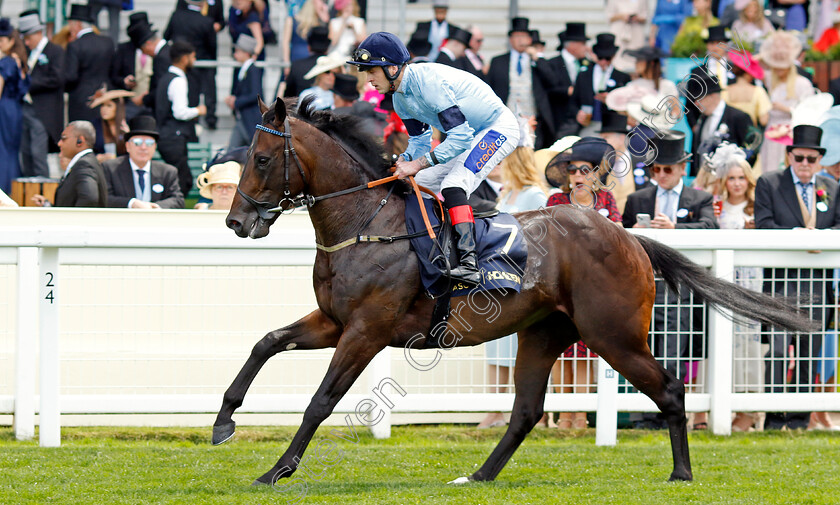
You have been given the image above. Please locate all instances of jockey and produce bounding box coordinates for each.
[349,32,520,286]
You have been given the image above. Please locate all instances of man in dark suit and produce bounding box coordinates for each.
[332,74,385,138]
[458,24,486,79]
[622,130,717,429]
[548,23,591,139]
[64,4,114,123]
[226,35,264,148]
[688,74,754,176]
[755,124,840,430]
[682,26,733,130]
[128,22,173,114]
[434,25,470,69]
[103,115,184,209]
[406,28,432,64]
[570,33,630,137]
[487,17,556,149]
[165,0,219,129]
[284,26,330,98]
[110,13,156,119]
[32,121,107,207]
[19,10,64,178]
[415,0,449,61]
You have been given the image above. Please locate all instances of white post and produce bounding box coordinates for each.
[367,347,392,439]
[39,248,60,447]
[595,357,618,446]
[708,249,734,435]
[14,247,38,441]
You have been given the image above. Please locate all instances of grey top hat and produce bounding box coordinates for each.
[18,10,44,35]
[235,34,258,55]
[432,0,449,8]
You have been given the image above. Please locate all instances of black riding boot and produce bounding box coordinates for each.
[449,222,482,286]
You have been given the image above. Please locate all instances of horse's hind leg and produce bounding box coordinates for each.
[586,328,692,481]
[469,313,576,482]
[212,309,341,445]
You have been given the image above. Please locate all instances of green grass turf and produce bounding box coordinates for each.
[0,425,838,504]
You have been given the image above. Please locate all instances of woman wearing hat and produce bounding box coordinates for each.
[194,161,241,210]
[623,46,679,99]
[0,18,30,195]
[725,50,771,128]
[88,87,134,162]
[299,52,346,110]
[730,0,774,44]
[758,30,815,173]
[328,0,367,60]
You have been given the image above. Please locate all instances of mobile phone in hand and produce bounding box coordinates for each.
[636,213,651,228]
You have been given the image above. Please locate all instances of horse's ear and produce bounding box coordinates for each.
[258,95,269,115]
[274,96,287,125]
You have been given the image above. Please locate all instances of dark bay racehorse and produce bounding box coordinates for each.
[215,97,816,485]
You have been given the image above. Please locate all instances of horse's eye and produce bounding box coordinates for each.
[257,156,270,166]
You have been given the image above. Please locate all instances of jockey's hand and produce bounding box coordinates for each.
[394,158,427,179]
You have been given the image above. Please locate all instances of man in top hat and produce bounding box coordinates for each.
[435,25,470,69]
[571,33,631,137]
[103,115,185,209]
[284,26,331,98]
[65,4,114,124]
[687,73,753,175]
[18,9,65,178]
[110,13,156,119]
[165,0,219,130]
[226,35,263,149]
[548,22,591,139]
[155,40,207,195]
[406,28,433,63]
[622,130,717,428]
[487,17,557,149]
[89,0,122,42]
[754,124,840,429]
[332,73,386,138]
[415,0,450,61]
[129,21,173,113]
[349,32,521,297]
[684,25,733,128]
[31,121,108,207]
[458,24,486,79]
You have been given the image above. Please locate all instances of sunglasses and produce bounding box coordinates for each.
[791,154,819,164]
[566,164,591,174]
[130,138,156,147]
[651,165,676,174]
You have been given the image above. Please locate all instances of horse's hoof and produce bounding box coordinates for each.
[212,421,236,445]
[668,470,693,482]
[251,479,270,486]
[447,476,471,485]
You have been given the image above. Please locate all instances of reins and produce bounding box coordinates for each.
[237,118,445,252]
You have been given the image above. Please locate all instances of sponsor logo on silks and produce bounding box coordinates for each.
[464,130,507,174]
[450,270,521,292]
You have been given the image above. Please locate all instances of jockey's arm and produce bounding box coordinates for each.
[400,118,433,163]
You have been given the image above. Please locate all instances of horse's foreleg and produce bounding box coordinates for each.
[212,309,341,445]
[254,323,389,485]
[469,314,574,482]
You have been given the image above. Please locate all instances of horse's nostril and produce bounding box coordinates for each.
[227,218,242,231]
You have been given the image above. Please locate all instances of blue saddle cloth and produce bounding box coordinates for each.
[404,194,528,297]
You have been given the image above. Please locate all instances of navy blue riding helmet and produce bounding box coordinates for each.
[348,32,411,92]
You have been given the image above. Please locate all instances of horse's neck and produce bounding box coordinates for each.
[307,160,406,245]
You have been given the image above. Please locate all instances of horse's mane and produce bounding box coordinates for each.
[265,96,393,183]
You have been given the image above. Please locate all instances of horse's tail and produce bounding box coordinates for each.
[634,234,819,333]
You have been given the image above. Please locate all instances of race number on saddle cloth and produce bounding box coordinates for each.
[404,193,528,297]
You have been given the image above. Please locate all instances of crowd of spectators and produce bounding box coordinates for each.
[1,1,839,431]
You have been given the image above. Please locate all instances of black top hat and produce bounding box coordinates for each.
[67,4,94,23]
[684,72,722,99]
[128,12,149,28]
[597,109,628,134]
[307,26,330,54]
[592,33,619,59]
[704,25,728,42]
[125,115,159,141]
[407,30,432,57]
[530,29,545,46]
[508,17,530,36]
[333,73,360,101]
[128,22,157,49]
[447,25,471,46]
[623,45,669,61]
[561,22,588,42]
[787,124,826,155]
[649,130,691,165]
[545,137,615,188]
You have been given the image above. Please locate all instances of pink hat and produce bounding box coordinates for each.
[728,50,764,80]
[335,0,352,10]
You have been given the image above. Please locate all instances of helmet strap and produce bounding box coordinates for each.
[384,64,405,94]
